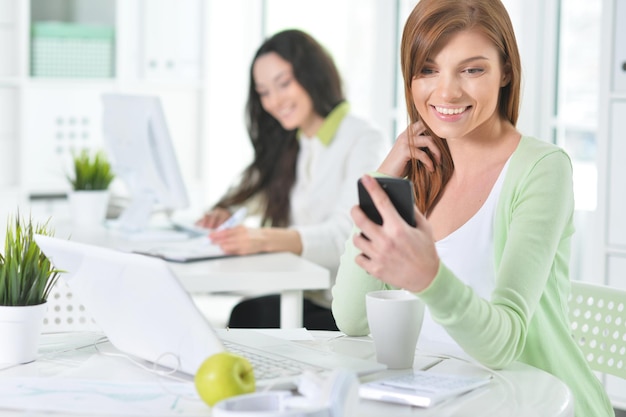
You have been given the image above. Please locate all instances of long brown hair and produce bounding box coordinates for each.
[400,0,521,214]
[214,30,344,227]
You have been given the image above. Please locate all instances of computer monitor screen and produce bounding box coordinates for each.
[101,93,189,233]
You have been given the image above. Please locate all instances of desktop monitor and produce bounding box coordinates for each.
[101,93,189,233]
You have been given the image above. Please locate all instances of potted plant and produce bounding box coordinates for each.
[0,213,61,364]
[66,148,115,226]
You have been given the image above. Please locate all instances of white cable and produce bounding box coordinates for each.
[92,336,201,401]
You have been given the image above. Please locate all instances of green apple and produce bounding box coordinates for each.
[194,352,256,406]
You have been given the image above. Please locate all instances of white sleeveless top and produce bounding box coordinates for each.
[418,158,511,355]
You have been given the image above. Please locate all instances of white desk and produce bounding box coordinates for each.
[310,331,574,417]
[0,331,574,417]
[50,222,331,328]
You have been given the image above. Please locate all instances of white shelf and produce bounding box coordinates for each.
[25,78,117,87]
[610,92,626,101]
[0,0,211,208]
[114,78,207,90]
[0,77,21,85]
[1,0,262,221]
[606,248,626,256]
[23,77,206,91]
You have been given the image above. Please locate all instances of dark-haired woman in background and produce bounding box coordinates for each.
[197,29,388,330]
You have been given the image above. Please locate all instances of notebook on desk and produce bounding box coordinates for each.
[34,235,386,387]
[129,236,231,262]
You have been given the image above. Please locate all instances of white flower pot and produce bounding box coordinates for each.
[0,303,47,365]
[68,190,110,227]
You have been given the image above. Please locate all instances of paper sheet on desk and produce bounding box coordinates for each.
[0,378,207,416]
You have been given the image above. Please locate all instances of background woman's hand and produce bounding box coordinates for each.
[208,225,264,255]
[209,226,302,256]
[352,175,439,292]
[378,121,441,177]
[196,207,232,229]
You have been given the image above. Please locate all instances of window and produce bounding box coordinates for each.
[555,0,602,282]
[555,0,602,211]
[263,0,399,138]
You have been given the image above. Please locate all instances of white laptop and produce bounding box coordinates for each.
[34,235,385,387]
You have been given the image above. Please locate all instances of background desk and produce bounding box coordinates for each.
[170,253,330,328]
[49,222,331,328]
[0,331,574,417]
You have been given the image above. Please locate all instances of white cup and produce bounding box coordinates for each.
[366,289,425,369]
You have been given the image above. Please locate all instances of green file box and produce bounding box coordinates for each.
[31,22,115,78]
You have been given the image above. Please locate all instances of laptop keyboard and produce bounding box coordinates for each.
[224,341,326,381]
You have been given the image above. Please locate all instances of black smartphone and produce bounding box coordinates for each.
[358,177,416,227]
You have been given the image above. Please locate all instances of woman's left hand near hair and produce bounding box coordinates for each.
[352,175,440,292]
[208,225,265,255]
[378,122,441,177]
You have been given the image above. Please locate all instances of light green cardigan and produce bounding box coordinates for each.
[331,136,614,417]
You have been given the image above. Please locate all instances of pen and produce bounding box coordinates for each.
[215,207,248,231]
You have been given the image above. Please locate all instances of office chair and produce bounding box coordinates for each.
[43,280,101,332]
[568,281,626,379]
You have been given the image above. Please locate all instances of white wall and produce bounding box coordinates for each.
[200,1,262,210]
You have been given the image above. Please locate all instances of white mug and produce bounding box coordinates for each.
[366,289,425,369]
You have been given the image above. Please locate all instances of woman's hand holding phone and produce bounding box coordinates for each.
[357,177,416,227]
[352,175,439,293]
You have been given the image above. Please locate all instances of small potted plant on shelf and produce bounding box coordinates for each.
[0,213,61,364]
[66,148,115,226]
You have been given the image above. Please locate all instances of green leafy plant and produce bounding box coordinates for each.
[0,214,61,306]
[67,149,115,191]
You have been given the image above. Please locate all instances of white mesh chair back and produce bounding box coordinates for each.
[43,279,101,332]
[568,281,626,379]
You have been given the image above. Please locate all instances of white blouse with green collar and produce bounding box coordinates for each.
[291,102,389,308]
